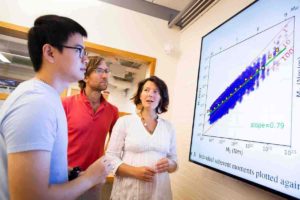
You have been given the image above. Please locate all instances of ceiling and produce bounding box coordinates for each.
[147,0,220,29]
[99,0,219,29]
[144,0,193,11]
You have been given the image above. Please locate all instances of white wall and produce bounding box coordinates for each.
[0,0,180,119]
[0,0,289,199]
[170,0,286,199]
[0,100,4,108]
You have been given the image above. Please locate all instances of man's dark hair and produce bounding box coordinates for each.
[27,15,87,72]
[78,56,105,90]
[131,76,169,114]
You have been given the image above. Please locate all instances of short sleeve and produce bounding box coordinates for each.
[2,95,57,153]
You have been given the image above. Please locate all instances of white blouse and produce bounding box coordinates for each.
[106,114,177,200]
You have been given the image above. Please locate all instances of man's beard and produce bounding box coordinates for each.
[91,83,107,92]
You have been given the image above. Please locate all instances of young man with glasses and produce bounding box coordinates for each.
[0,15,111,200]
[62,56,118,199]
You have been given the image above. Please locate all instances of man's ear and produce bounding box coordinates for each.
[42,44,55,63]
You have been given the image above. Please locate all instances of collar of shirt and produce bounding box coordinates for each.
[80,89,107,114]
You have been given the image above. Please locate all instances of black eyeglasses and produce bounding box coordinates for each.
[61,45,88,58]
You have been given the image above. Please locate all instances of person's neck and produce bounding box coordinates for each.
[84,87,102,104]
[35,70,68,94]
[141,108,157,120]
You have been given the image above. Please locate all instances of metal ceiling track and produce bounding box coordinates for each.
[98,0,179,21]
[168,0,220,29]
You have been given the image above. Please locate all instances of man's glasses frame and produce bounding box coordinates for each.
[94,68,111,74]
[61,45,88,58]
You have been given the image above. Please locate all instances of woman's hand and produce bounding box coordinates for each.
[155,158,170,173]
[155,158,177,173]
[133,166,156,182]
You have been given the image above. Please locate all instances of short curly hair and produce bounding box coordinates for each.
[131,76,169,114]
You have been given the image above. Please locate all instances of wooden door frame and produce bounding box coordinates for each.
[0,21,156,75]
